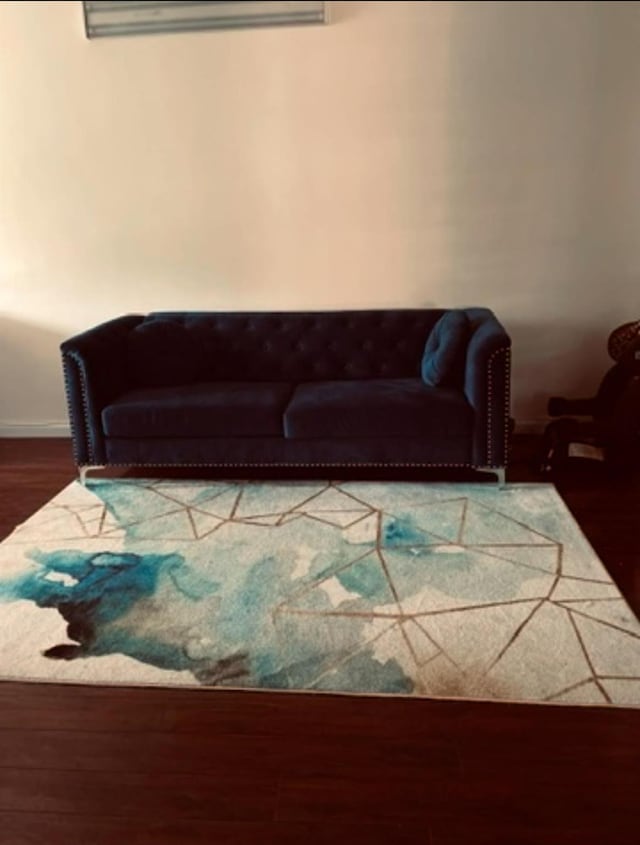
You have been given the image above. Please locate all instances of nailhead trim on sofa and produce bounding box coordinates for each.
[487,346,511,467]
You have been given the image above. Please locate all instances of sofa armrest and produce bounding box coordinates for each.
[463,308,512,468]
[61,315,144,465]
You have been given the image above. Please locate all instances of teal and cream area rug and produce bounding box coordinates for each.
[1,479,639,708]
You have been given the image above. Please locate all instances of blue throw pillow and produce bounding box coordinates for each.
[421,310,470,387]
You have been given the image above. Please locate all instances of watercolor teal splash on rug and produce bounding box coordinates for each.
[1,480,639,707]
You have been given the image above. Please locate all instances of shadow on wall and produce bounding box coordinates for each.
[443,1,640,424]
[508,319,611,425]
[0,314,68,432]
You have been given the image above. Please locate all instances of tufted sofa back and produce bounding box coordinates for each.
[129,310,451,385]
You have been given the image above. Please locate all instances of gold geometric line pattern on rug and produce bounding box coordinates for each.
[39,505,101,538]
[388,547,556,615]
[274,548,381,613]
[338,484,470,515]
[397,498,470,544]
[458,497,468,544]
[551,577,622,601]
[186,483,618,694]
[274,578,640,702]
[466,544,560,576]
[133,483,198,515]
[146,482,237,509]
[236,482,333,520]
[416,653,486,698]
[305,618,403,691]
[96,505,109,536]
[65,508,102,537]
[369,512,620,688]
[325,485,384,512]
[407,600,543,676]
[274,607,401,620]
[189,509,225,540]
[409,596,546,620]
[341,512,379,544]
[114,486,239,529]
[278,593,555,678]
[546,674,640,705]
[403,616,463,672]
[304,510,375,529]
[598,674,640,680]
[226,484,374,533]
[557,596,628,603]
[101,506,199,541]
[485,601,594,701]
[101,482,378,541]
[183,488,243,520]
[4,483,599,691]
[63,504,108,537]
[381,515,456,547]
[2,479,639,708]
[111,479,637,707]
[381,619,436,681]
[554,599,640,635]
[481,599,546,677]
[460,499,561,546]
[185,508,198,539]
[158,500,238,540]
[570,613,640,677]
[565,609,613,703]
[293,485,371,515]
[7,502,123,544]
[234,515,284,527]
[229,488,244,520]
[396,617,423,668]
[400,618,442,667]
[271,604,396,690]
[556,574,618,585]
[598,679,640,706]
[371,511,417,622]
[476,595,574,622]
[376,549,405,616]
[546,678,610,705]
[562,605,640,640]
[277,512,305,527]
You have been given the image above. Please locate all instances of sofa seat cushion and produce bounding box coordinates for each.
[102,382,293,438]
[284,379,473,439]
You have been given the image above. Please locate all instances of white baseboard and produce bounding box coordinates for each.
[1,420,548,438]
[0,422,71,438]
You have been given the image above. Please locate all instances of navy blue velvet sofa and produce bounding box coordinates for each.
[60,308,511,482]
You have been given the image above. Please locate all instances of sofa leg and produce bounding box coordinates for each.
[477,466,506,488]
[79,465,106,486]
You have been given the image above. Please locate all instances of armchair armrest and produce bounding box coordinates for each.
[463,308,512,468]
[61,315,144,465]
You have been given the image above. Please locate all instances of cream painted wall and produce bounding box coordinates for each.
[1,0,639,433]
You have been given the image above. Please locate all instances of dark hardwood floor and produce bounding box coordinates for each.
[0,437,638,844]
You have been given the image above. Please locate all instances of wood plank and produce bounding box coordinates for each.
[430,823,638,845]
[0,768,277,822]
[0,726,458,778]
[276,774,450,823]
[0,436,638,842]
[0,682,459,737]
[0,814,417,845]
